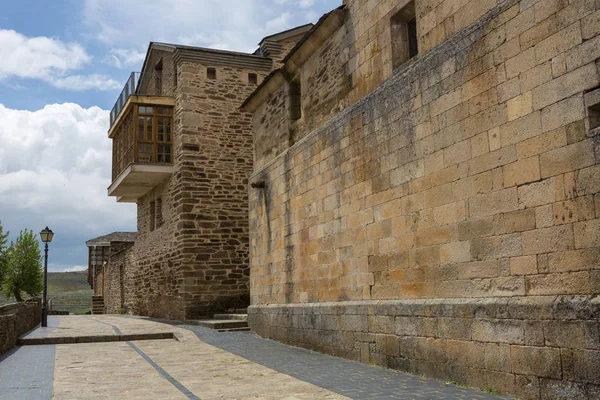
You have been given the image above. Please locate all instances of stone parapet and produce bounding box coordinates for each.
[249,297,600,399]
[0,299,41,356]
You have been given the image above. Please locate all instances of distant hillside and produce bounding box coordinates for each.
[0,270,92,314]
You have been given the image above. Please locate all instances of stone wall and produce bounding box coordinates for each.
[253,24,349,170]
[104,241,135,314]
[248,0,600,397]
[0,299,41,356]
[250,297,600,398]
[126,180,185,320]
[173,60,270,318]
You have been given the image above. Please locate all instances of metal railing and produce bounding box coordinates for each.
[110,72,140,128]
[110,71,175,128]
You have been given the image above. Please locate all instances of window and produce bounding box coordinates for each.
[149,201,156,232]
[207,68,217,79]
[289,79,302,120]
[154,59,163,95]
[391,1,418,70]
[135,105,173,165]
[156,198,163,228]
[248,73,257,85]
[586,88,600,133]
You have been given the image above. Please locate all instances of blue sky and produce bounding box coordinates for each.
[0,0,341,272]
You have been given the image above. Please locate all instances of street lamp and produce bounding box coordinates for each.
[39,227,54,327]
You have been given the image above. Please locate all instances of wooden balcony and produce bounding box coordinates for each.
[108,96,175,203]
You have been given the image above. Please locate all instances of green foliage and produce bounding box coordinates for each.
[0,221,9,287]
[3,229,43,302]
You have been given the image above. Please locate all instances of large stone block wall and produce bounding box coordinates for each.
[249,0,600,396]
[0,299,41,356]
[342,0,518,104]
[249,297,600,398]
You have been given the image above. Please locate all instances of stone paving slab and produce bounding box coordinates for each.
[1,315,512,399]
[0,345,54,400]
[175,322,512,400]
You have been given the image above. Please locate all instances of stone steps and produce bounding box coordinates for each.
[213,313,248,320]
[91,296,105,315]
[187,307,250,332]
[187,319,248,330]
[20,332,175,346]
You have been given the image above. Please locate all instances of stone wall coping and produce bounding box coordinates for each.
[249,296,600,320]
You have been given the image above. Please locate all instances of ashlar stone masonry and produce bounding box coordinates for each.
[243,0,600,398]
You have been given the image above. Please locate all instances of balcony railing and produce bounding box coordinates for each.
[111,104,174,181]
[110,72,140,128]
[110,71,175,128]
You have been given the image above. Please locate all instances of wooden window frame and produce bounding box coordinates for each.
[133,105,173,165]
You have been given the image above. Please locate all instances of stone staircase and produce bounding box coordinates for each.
[91,296,105,315]
[188,308,250,332]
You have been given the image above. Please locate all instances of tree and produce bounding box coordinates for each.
[3,229,43,302]
[0,221,8,287]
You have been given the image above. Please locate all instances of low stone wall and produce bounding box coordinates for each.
[249,297,600,399]
[0,299,41,356]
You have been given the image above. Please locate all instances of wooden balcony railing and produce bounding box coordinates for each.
[111,103,174,181]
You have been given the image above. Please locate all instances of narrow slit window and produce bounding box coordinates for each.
[391,1,418,70]
[248,73,257,85]
[289,80,302,121]
[207,68,217,79]
[149,201,156,232]
[156,198,163,228]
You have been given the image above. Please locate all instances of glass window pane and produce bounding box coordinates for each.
[146,117,153,141]
[138,117,144,140]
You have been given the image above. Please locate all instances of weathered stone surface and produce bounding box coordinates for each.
[243,0,600,397]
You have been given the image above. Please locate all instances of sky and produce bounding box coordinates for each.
[0,0,341,272]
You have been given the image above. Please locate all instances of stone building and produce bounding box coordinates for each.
[243,0,600,398]
[86,232,137,314]
[104,25,312,320]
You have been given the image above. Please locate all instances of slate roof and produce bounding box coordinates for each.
[85,232,137,247]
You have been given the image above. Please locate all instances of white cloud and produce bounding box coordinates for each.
[50,74,121,91]
[108,48,147,68]
[64,265,88,272]
[84,0,339,54]
[0,103,136,272]
[0,29,118,91]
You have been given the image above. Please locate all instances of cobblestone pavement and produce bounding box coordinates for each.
[176,323,512,400]
[0,316,513,399]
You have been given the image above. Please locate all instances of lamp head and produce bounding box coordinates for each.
[40,227,54,243]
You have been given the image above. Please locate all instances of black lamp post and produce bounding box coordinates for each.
[39,227,54,327]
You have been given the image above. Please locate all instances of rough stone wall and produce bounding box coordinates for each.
[173,61,269,317]
[0,299,41,356]
[104,241,135,314]
[126,180,185,320]
[249,0,600,397]
[253,25,348,169]
[138,48,176,97]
